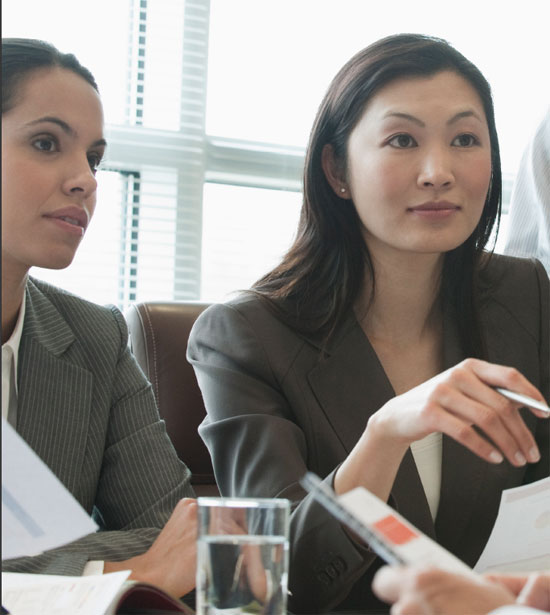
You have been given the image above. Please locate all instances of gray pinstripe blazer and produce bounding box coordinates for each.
[2,277,193,575]
[188,254,550,613]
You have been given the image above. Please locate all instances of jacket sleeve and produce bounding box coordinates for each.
[187,302,376,613]
[2,307,194,576]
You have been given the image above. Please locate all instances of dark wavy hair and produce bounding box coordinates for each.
[2,38,98,114]
[252,33,501,357]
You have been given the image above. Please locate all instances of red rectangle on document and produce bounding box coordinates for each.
[373,514,418,545]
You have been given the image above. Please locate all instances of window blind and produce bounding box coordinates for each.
[31,0,212,310]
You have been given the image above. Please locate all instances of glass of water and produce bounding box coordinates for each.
[196,496,290,615]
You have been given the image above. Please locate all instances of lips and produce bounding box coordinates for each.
[409,201,460,212]
[59,216,81,227]
[44,206,90,231]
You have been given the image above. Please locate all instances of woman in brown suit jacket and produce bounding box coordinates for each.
[188,34,550,613]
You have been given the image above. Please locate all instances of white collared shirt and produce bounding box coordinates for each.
[410,432,442,521]
[2,293,26,422]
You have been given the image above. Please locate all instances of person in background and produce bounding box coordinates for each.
[188,34,550,613]
[503,108,550,273]
[372,565,550,615]
[1,38,197,599]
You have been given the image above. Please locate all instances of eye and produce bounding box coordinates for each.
[452,133,479,147]
[32,136,58,153]
[388,133,417,149]
[87,152,103,174]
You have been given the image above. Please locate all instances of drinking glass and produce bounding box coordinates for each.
[196,497,290,615]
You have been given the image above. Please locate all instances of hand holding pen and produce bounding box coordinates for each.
[374,358,548,468]
[334,357,548,508]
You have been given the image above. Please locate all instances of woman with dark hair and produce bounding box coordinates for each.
[2,38,197,598]
[188,34,549,612]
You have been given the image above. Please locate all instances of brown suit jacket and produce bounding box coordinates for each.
[188,254,549,613]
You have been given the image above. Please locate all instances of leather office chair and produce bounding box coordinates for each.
[125,301,219,496]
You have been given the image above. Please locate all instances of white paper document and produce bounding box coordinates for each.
[2,418,97,561]
[1,570,131,615]
[474,476,550,573]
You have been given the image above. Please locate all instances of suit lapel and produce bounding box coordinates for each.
[306,315,435,536]
[17,280,93,495]
[306,316,394,452]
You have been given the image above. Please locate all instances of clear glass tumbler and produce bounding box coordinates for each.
[196,497,290,615]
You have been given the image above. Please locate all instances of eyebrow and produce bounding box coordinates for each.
[26,116,107,148]
[383,109,484,127]
[446,110,484,125]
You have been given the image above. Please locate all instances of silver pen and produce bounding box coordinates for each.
[495,387,550,414]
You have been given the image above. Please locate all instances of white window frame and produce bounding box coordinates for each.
[104,0,514,308]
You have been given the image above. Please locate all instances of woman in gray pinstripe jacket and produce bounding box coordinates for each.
[1,38,197,599]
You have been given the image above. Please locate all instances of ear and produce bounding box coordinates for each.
[321,144,351,199]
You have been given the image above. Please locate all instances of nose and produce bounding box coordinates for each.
[61,156,98,198]
[417,147,455,190]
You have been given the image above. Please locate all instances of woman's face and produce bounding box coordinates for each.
[335,71,492,263]
[2,67,105,277]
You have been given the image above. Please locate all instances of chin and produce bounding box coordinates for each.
[411,234,471,254]
[36,253,78,271]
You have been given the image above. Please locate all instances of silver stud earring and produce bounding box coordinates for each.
[340,187,346,194]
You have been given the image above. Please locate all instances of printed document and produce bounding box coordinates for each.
[2,571,194,615]
[2,571,130,615]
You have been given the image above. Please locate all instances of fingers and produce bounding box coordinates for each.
[372,565,407,603]
[420,402,506,465]
[141,498,198,596]
[458,359,549,421]
[391,597,434,615]
[373,566,443,615]
[487,573,550,611]
[485,573,529,597]
[517,573,550,611]
[209,506,248,535]
[171,498,198,528]
[373,566,518,615]
[428,382,538,466]
[155,498,198,548]
[423,359,544,466]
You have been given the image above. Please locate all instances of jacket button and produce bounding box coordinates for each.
[325,563,338,579]
[333,556,346,573]
[317,571,331,586]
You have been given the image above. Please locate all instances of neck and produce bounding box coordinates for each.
[2,258,28,344]
[356,250,444,345]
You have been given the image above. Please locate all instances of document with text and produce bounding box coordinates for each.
[2,571,194,615]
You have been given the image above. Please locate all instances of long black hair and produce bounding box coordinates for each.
[2,38,98,114]
[252,33,501,357]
